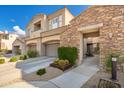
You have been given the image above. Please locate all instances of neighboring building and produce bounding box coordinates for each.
[12,37,26,55]
[25,7,74,57]
[0,31,18,50]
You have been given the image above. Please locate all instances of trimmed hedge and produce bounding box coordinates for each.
[36,68,46,76]
[0,59,5,64]
[58,47,78,65]
[6,50,12,54]
[9,56,18,62]
[27,50,38,58]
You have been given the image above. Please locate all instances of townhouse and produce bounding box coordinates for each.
[13,6,124,69]
[25,7,74,57]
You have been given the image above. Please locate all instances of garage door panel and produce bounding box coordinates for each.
[46,43,59,57]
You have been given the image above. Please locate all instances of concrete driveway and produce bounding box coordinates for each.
[0,56,55,86]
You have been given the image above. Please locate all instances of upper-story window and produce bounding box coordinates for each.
[49,15,63,30]
[34,21,41,31]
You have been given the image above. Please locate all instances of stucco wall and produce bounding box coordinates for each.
[60,6,124,69]
[13,39,26,54]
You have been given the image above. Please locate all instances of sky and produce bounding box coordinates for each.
[0,5,90,35]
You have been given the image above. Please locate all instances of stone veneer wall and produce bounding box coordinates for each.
[60,6,124,70]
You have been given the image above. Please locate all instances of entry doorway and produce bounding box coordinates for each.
[81,31,100,67]
[86,43,93,57]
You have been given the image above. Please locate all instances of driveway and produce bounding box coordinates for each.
[3,55,99,88]
[16,56,55,74]
[0,56,55,86]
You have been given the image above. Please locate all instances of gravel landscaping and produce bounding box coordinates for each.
[82,71,124,88]
[23,67,64,81]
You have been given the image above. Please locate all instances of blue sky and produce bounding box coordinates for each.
[0,5,90,33]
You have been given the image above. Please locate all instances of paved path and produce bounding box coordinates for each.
[3,56,99,88]
[49,56,99,88]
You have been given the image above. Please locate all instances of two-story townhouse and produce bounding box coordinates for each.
[25,7,74,57]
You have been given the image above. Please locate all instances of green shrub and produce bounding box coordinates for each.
[15,49,21,55]
[58,47,78,65]
[36,68,46,76]
[20,55,27,60]
[27,50,38,58]
[0,54,4,57]
[105,54,112,70]
[9,56,18,62]
[105,53,119,71]
[6,50,12,54]
[118,55,124,64]
[0,59,5,64]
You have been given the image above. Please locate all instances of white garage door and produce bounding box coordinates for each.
[46,43,59,57]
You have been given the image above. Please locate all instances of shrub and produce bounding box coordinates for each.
[15,49,21,55]
[20,55,28,60]
[6,50,12,54]
[58,47,78,65]
[118,55,124,64]
[36,68,46,76]
[50,59,72,71]
[9,56,18,62]
[0,54,4,57]
[105,53,119,71]
[27,50,38,58]
[0,59,5,64]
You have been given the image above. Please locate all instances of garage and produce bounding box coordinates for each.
[46,43,59,57]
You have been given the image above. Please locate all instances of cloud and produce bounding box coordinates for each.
[13,25,25,36]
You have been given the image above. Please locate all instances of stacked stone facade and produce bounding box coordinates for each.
[60,6,124,69]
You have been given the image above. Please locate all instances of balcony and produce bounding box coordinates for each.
[26,29,42,40]
[41,26,66,38]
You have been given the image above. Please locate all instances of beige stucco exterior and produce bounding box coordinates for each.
[25,7,74,57]
[12,38,26,55]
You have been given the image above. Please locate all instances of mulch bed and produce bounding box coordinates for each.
[50,63,73,71]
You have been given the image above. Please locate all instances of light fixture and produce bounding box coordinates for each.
[108,33,113,39]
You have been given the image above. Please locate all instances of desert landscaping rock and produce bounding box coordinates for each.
[23,67,63,81]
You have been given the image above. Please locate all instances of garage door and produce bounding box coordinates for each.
[46,43,59,57]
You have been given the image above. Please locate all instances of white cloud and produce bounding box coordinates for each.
[13,25,25,36]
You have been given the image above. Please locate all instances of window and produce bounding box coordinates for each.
[48,15,63,30]
[34,21,41,31]
[59,15,62,27]
[4,34,9,40]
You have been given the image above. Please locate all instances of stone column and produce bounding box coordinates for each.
[78,32,83,65]
[36,38,42,56]
[41,43,45,56]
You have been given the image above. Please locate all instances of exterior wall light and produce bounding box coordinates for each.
[108,33,113,39]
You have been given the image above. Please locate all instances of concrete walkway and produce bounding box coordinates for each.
[49,56,99,88]
[3,56,99,88]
